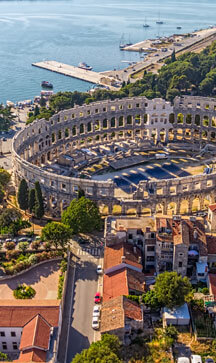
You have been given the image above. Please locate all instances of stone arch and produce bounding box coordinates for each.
[202,130,207,139]
[127,115,132,125]
[119,116,124,127]
[72,126,76,136]
[51,133,55,143]
[103,118,108,129]
[80,123,84,134]
[87,121,92,132]
[58,130,62,139]
[186,114,192,124]
[144,114,148,124]
[168,128,174,141]
[159,128,166,142]
[169,113,175,124]
[112,205,122,215]
[156,203,164,214]
[211,131,216,141]
[94,120,100,131]
[203,115,209,127]
[192,197,200,212]
[111,117,116,128]
[180,199,189,214]
[167,202,177,215]
[65,128,69,138]
[135,114,141,125]
[141,207,152,216]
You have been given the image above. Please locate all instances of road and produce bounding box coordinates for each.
[66,256,101,363]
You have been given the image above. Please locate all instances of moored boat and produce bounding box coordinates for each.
[78,62,92,71]
[41,81,53,88]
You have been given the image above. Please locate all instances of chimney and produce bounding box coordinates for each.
[146,227,151,233]
[121,256,126,263]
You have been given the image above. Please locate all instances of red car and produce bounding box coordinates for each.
[94,292,101,304]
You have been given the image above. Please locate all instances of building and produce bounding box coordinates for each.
[207,235,216,269]
[208,274,216,300]
[0,300,61,363]
[163,303,190,327]
[207,204,216,232]
[100,296,143,342]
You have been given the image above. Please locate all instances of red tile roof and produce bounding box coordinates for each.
[104,242,142,271]
[209,274,216,299]
[17,348,47,362]
[123,297,143,321]
[209,204,216,212]
[103,267,145,302]
[20,315,51,351]
[207,236,216,254]
[0,301,60,327]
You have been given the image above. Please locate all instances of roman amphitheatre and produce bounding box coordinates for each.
[12,95,216,217]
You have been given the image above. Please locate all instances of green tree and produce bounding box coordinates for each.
[34,105,40,117]
[142,290,161,310]
[0,351,8,361]
[77,187,85,199]
[0,169,10,188]
[0,104,15,132]
[0,188,4,204]
[171,49,176,63]
[72,334,121,363]
[18,241,29,253]
[62,197,101,234]
[0,208,30,236]
[34,182,44,219]
[17,179,29,211]
[41,221,71,250]
[154,271,192,308]
[40,97,46,107]
[29,188,36,213]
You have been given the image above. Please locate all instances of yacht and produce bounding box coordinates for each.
[156,12,164,25]
[143,17,150,28]
[41,81,53,89]
[78,62,92,71]
[177,26,182,30]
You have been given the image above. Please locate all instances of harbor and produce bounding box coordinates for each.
[32,60,121,90]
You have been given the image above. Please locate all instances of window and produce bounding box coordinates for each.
[147,256,155,262]
[0,332,5,337]
[11,332,16,337]
[12,342,18,350]
[147,246,155,252]
[179,262,182,267]
[128,234,133,239]
[2,342,7,350]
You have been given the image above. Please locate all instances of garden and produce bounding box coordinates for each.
[191,299,216,338]
[13,284,36,299]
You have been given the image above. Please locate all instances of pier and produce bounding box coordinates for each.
[32,60,120,90]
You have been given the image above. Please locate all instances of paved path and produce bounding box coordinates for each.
[0,260,60,300]
[66,258,100,363]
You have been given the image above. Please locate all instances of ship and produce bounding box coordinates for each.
[119,34,133,50]
[78,62,92,71]
[41,81,53,89]
[156,12,164,25]
[143,17,150,28]
[177,26,182,29]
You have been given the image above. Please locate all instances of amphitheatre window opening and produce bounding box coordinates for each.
[203,116,209,127]
[170,186,176,195]
[95,109,99,114]
[103,119,108,129]
[62,183,66,190]
[111,117,115,128]
[111,132,115,139]
[87,122,92,132]
[72,126,76,136]
[186,114,192,124]
[211,131,216,140]
[72,113,75,118]
[80,124,84,134]
[51,120,54,125]
[119,105,123,110]
[145,103,148,107]
[177,113,184,124]
[136,103,140,108]
[196,103,200,108]
[52,133,55,143]
[87,110,91,115]
[169,113,175,124]
[207,180,213,187]
[202,130,207,139]
[135,115,141,124]
[127,115,132,125]
[214,105,216,111]
[65,128,69,138]
[144,114,148,124]
[111,106,116,111]
[103,107,107,112]
[57,116,60,122]
[95,135,100,141]
[38,128,41,134]
[153,105,156,110]
[195,182,200,190]
[64,115,68,121]
[212,117,216,127]
[119,116,124,127]
[205,104,209,109]
[95,120,100,131]
[195,115,200,126]
[163,104,165,109]
[128,104,132,109]
[80,112,83,117]
[58,130,62,139]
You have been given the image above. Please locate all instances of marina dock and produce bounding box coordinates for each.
[32,61,120,90]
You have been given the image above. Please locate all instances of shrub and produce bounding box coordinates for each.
[31,241,40,251]
[5,241,15,250]
[44,242,51,251]
[201,287,209,295]
[125,295,140,304]
[58,274,65,299]
[28,254,38,265]
[6,250,20,260]
[18,241,29,253]
[13,284,36,299]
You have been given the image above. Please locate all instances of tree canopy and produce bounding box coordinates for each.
[154,271,192,308]
[72,334,121,363]
[34,181,44,219]
[41,221,71,249]
[0,208,30,236]
[0,105,15,131]
[62,197,101,234]
[17,179,29,211]
[0,169,10,188]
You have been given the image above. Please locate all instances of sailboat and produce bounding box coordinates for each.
[119,34,132,50]
[156,12,164,25]
[143,17,150,28]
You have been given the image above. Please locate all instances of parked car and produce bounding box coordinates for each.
[18,237,28,242]
[177,358,190,363]
[191,355,202,363]
[5,238,12,242]
[205,359,214,363]
[96,265,103,275]
[92,316,100,330]
[93,305,101,317]
[94,292,102,304]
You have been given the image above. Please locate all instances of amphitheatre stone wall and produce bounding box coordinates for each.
[12,96,216,216]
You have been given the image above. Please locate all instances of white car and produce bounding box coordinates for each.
[96,265,103,275]
[93,305,101,317]
[92,316,100,330]
[177,358,190,363]
[191,355,202,363]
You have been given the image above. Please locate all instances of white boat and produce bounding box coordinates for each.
[78,62,92,71]
[156,12,164,24]
[143,17,150,28]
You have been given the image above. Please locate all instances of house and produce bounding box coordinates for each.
[207,204,216,232]
[207,236,216,269]
[196,261,208,282]
[103,267,145,302]
[207,274,216,300]
[0,300,61,363]
[163,303,190,327]
[100,295,143,343]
